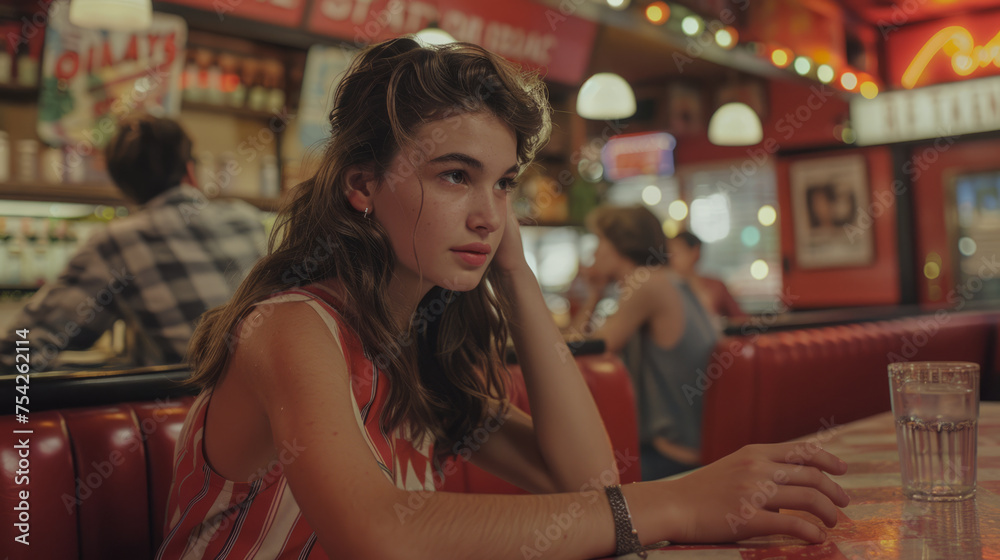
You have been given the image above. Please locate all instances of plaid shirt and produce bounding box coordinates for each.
[0,184,267,372]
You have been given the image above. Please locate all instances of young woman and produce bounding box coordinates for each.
[569,206,718,480]
[157,38,850,559]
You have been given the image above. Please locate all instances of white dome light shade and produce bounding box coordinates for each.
[576,73,636,120]
[415,27,456,46]
[708,102,763,146]
[69,0,152,31]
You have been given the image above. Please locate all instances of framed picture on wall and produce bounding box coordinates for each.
[790,154,874,269]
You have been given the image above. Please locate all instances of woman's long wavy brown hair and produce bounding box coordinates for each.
[186,38,551,457]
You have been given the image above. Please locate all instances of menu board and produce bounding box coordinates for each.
[37,1,186,147]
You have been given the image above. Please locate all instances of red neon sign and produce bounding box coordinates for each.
[888,13,1000,89]
[902,26,1000,89]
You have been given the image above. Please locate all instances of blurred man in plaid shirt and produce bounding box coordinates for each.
[0,115,267,372]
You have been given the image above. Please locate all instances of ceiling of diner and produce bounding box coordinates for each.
[832,0,1000,24]
[587,25,739,86]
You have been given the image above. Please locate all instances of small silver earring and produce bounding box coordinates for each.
[363,207,369,219]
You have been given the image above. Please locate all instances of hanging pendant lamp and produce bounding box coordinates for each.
[576,73,636,120]
[707,102,763,146]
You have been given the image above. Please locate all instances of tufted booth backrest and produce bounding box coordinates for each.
[0,354,638,559]
[700,311,998,464]
[0,398,195,560]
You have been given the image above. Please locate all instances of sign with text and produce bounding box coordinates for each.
[886,12,1000,89]
[851,75,1000,145]
[305,0,597,85]
[601,132,676,181]
[158,0,307,28]
[38,1,186,147]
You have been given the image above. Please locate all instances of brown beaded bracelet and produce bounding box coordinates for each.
[604,484,647,558]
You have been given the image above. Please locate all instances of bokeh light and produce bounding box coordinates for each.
[757,205,777,226]
[840,71,858,90]
[959,237,977,256]
[741,226,761,247]
[641,185,662,205]
[645,2,669,24]
[793,56,811,75]
[771,48,790,68]
[715,28,735,49]
[750,260,770,280]
[860,81,879,99]
[924,261,941,280]
[817,64,835,83]
[668,200,689,220]
[681,15,703,36]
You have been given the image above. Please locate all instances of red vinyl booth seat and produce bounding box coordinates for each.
[700,311,998,464]
[0,354,639,560]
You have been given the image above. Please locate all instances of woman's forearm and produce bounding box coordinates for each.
[500,263,618,492]
[378,488,622,560]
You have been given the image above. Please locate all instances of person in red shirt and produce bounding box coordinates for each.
[669,230,748,321]
[157,38,848,559]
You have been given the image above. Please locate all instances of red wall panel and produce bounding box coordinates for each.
[778,147,901,308]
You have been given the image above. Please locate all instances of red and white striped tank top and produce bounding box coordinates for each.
[156,285,436,559]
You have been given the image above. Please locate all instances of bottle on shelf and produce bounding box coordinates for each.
[264,60,285,113]
[0,50,12,85]
[205,52,224,106]
[218,53,244,107]
[183,49,207,103]
[41,146,64,183]
[15,139,38,182]
[65,143,88,183]
[246,60,267,112]
[15,54,38,88]
[260,154,280,198]
[0,130,10,182]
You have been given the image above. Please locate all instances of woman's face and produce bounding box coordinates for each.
[668,239,698,275]
[592,235,626,279]
[370,111,518,293]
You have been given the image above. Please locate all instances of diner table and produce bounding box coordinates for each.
[626,402,1000,559]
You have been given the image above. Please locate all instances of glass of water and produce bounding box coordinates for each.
[889,362,979,501]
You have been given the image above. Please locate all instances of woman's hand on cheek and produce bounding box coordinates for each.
[492,198,529,275]
[580,266,612,297]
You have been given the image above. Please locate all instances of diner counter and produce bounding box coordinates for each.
[637,402,1000,559]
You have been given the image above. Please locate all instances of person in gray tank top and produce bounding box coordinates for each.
[568,205,720,479]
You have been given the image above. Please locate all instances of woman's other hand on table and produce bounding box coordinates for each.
[629,442,850,545]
